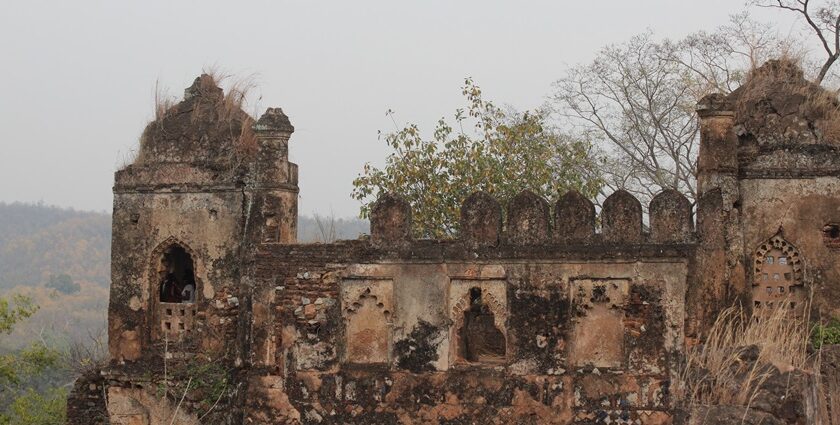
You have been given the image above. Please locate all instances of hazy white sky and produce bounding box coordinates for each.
[0,1,799,217]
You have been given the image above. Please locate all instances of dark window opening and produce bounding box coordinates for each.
[459,287,506,363]
[158,245,196,304]
[823,224,840,248]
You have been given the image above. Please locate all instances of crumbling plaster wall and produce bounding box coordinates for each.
[245,237,689,424]
[239,185,695,424]
[738,177,840,318]
[109,185,245,362]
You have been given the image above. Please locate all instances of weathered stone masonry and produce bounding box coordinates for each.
[67,62,840,424]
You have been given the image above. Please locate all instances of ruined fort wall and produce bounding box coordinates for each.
[242,190,694,424]
[738,176,840,318]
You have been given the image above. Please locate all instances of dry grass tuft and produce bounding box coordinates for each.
[130,69,261,166]
[154,79,177,121]
[198,67,259,154]
[676,297,813,408]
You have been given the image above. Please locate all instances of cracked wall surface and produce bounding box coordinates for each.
[67,63,840,424]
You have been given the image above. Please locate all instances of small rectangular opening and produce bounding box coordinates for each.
[778,286,785,293]
[754,301,761,308]
[166,308,172,316]
[180,309,185,316]
[178,323,185,330]
[164,322,171,330]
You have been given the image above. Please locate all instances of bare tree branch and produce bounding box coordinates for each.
[551,16,798,208]
[752,0,840,83]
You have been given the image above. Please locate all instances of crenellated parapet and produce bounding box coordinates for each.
[249,186,697,424]
[370,189,695,248]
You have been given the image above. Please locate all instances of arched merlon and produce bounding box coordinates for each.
[555,190,595,244]
[370,193,413,248]
[506,190,551,245]
[602,190,643,244]
[460,191,502,248]
[369,189,697,247]
[650,189,694,243]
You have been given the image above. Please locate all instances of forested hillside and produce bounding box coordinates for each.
[0,203,368,351]
[0,202,368,418]
[0,203,368,292]
[0,203,111,290]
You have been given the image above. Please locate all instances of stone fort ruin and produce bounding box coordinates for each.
[67,62,840,424]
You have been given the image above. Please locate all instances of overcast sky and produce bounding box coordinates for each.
[0,1,799,217]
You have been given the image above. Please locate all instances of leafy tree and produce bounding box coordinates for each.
[0,295,62,424]
[45,274,80,295]
[0,296,36,336]
[0,388,66,425]
[352,78,603,238]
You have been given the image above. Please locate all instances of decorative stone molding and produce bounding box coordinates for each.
[340,279,394,364]
[448,279,508,366]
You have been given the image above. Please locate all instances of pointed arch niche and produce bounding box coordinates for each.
[149,237,203,341]
[752,231,805,314]
[340,278,394,365]
[448,279,508,367]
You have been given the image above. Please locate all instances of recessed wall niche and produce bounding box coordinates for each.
[340,278,394,365]
[448,279,508,367]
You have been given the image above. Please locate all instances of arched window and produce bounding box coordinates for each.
[458,287,506,363]
[151,239,199,340]
[158,245,196,304]
[752,232,804,313]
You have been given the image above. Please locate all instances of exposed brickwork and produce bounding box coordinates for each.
[68,64,840,424]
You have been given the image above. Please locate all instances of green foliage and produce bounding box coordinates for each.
[0,295,65,423]
[0,296,60,387]
[183,360,229,408]
[0,344,60,386]
[352,78,603,238]
[45,274,80,295]
[160,358,230,413]
[0,296,37,335]
[812,319,840,349]
[0,388,67,425]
